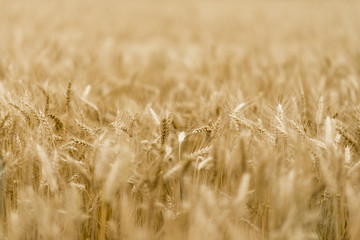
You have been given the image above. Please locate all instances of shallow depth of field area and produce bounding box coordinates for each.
[1,0,360,239]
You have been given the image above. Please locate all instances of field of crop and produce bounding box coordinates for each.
[1,0,360,239]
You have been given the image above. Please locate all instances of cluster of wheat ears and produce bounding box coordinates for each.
[1,0,360,239]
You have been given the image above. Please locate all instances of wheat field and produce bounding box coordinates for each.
[1,0,360,239]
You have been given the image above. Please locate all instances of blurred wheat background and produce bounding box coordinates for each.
[1,0,360,239]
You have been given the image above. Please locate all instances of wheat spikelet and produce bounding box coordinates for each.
[15,135,22,154]
[196,157,213,171]
[111,111,124,135]
[324,116,333,146]
[70,138,93,149]
[52,135,63,141]
[235,173,250,204]
[104,159,123,202]
[59,155,91,183]
[275,115,287,136]
[191,145,212,157]
[300,90,307,125]
[36,144,58,192]
[233,103,246,115]
[308,138,327,149]
[48,114,64,132]
[211,116,223,138]
[277,104,284,122]
[0,113,9,129]
[75,119,98,135]
[178,131,186,144]
[69,181,86,192]
[44,94,50,115]
[149,108,160,126]
[39,112,54,142]
[291,97,300,121]
[316,96,324,126]
[62,138,93,151]
[337,127,360,154]
[79,85,100,122]
[65,80,72,111]
[22,102,41,125]
[9,102,31,126]
[163,159,191,182]
[80,97,100,112]
[81,85,91,99]
[230,115,253,131]
[256,119,276,145]
[127,113,137,138]
[345,146,351,164]
[289,120,306,138]
[192,126,212,134]
[39,87,50,115]
[160,117,169,146]
[115,125,129,136]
